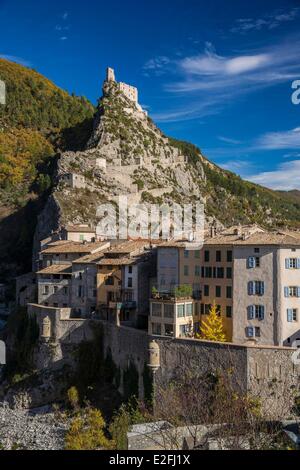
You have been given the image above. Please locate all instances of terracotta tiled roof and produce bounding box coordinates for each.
[37,264,72,275]
[41,241,108,254]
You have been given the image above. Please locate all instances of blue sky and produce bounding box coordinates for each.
[1,0,300,190]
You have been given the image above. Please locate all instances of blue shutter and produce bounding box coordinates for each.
[285,258,290,269]
[259,305,265,320]
[248,257,255,268]
[260,282,265,295]
[284,287,290,298]
[297,259,300,269]
[287,309,293,322]
[248,281,254,295]
[247,326,254,337]
[248,305,254,320]
[297,287,300,298]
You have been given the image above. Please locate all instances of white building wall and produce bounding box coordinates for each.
[278,248,300,345]
[232,245,277,345]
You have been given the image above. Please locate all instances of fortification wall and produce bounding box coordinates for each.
[28,304,300,417]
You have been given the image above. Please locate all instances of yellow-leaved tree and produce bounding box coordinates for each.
[197,302,226,342]
[65,408,114,450]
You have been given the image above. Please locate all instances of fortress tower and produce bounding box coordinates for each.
[106,67,116,82]
[105,66,147,115]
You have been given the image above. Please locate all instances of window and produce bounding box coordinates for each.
[128,266,133,274]
[284,286,300,298]
[227,250,233,262]
[226,267,232,279]
[287,309,297,322]
[226,286,232,299]
[164,304,174,318]
[204,285,209,296]
[53,286,58,293]
[285,258,300,269]
[79,234,84,242]
[226,306,232,318]
[93,289,97,298]
[204,267,212,278]
[127,278,133,288]
[43,285,49,295]
[248,281,265,296]
[184,250,189,258]
[204,250,210,262]
[152,303,162,317]
[195,265,201,276]
[204,304,211,315]
[184,265,189,276]
[152,323,161,335]
[186,303,193,316]
[63,286,68,295]
[247,256,260,268]
[164,324,173,336]
[200,303,204,315]
[216,250,221,262]
[254,248,260,253]
[247,305,265,320]
[78,286,84,298]
[53,303,58,308]
[179,324,190,336]
[195,250,200,259]
[217,267,224,279]
[177,304,185,317]
[105,276,114,286]
[216,286,221,298]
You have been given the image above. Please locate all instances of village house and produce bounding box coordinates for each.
[149,225,300,346]
[96,240,157,328]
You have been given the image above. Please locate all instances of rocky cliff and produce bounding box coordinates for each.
[33,71,300,256]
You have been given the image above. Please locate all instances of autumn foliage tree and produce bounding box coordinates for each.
[65,408,113,450]
[197,302,226,342]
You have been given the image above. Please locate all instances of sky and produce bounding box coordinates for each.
[1,0,300,190]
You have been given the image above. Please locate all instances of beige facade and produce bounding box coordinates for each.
[149,297,196,338]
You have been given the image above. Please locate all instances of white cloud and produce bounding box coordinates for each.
[60,36,68,41]
[62,12,69,20]
[218,136,242,145]
[255,127,300,150]
[247,160,300,190]
[231,7,300,33]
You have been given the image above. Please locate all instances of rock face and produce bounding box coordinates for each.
[0,403,69,450]
[33,75,209,251]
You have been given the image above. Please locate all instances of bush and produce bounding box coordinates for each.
[65,408,113,450]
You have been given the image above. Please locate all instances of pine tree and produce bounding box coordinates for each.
[198,302,226,342]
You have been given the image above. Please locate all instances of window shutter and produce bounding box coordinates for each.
[247,326,254,337]
[259,305,265,320]
[297,259,300,269]
[297,287,300,298]
[284,287,290,298]
[248,257,255,268]
[248,305,254,320]
[285,258,290,269]
[287,309,293,322]
[248,281,254,295]
[260,282,265,295]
